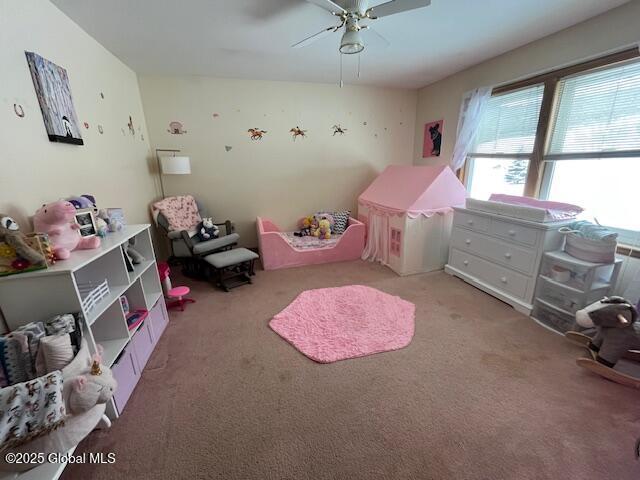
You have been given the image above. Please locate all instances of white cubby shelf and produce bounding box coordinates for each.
[0,225,169,480]
[0,225,163,367]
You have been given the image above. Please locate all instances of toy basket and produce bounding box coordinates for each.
[0,233,53,277]
[560,228,617,264]
[78,280,110,314]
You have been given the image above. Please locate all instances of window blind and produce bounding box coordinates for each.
[548,60,640,155]
[469,84,544,155]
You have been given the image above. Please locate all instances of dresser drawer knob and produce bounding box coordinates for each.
[504,253,512,259]
[465,239,471,245]
[463,260,469,266]
[500,276,508,283]
[508,230,516,236]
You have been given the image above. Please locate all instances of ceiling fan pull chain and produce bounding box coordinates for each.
[340,52,344,88]
[357,53,361,79]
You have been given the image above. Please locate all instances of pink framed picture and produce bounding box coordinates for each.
[422,120,443,158]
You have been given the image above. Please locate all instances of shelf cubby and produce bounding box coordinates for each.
[74,245,129,291]
[130,228,156,262]
[124,279,147,313]
[141,264,163,310]
[91,299,130,367]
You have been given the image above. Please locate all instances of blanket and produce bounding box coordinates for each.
[151,195,202,231]
[280,232,341,251]
[0,371,65,451]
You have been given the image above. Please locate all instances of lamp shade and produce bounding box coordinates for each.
[340,30,364,54]
[160,156,191,175]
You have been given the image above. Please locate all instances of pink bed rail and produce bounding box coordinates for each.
[256,216,366,271]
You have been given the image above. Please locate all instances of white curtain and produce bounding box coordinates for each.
[450,86,492,171]
[361,212,389,265]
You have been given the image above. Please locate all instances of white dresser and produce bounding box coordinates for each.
[444,207,572,314]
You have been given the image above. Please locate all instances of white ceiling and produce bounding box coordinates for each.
[51,0,629,89]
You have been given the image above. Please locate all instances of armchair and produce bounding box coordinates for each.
[153,196,240,272]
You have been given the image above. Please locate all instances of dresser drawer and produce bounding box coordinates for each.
[449,249,530,299]
[451,227,537,274]
[453,211,490,233]
[490,218,539,246]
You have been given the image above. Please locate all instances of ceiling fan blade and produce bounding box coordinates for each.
[367,0,431,18]
[305,0,347,15]
[292,26,337,48]
[362,26,390,49]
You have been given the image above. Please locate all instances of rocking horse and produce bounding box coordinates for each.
[565,296,640,388]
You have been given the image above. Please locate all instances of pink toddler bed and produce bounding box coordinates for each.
[257,217,365,270]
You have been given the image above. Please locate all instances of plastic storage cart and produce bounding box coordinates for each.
[531,250,623,333]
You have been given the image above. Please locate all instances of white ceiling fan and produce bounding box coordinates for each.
[292,0,431,54]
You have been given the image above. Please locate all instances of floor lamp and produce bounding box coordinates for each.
[155,149,191,199]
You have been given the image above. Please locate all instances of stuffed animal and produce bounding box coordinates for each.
[196,218,219,241]
[33,201,100,260]
[315,212,335,231]
[294,216,315,237]
[574,296,640,368]
[313,218,332,240]
[67,354,116,414]
[0,214,46,265]
[126,237,145,264]
[66,195,96,211]
[95,216,109,237]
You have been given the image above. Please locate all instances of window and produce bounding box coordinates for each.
[390,228,401,256]
[462,48,640,247]
[466,85,543,199]
[542,61,640,241]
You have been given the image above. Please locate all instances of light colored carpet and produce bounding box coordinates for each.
[63,260,640,480]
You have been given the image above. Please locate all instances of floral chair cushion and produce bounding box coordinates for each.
[152,195,202,232]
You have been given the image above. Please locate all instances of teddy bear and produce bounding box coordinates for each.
[0,214,46,266]
[196,217,219,241]
[33,201,100,260]
[294,215,315,237]
[313,218,332,240]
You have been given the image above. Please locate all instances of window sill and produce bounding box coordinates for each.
[617,244,640,259]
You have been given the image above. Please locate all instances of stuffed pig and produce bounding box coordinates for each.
[34,201,100,260]
[575,296,640,368]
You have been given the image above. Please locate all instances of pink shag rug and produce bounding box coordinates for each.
[269,285,415,363]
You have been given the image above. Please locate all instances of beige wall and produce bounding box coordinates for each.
[139,76,417,246]
[0,0,156,230]
[413,0,640,166]
[410,0,640,297]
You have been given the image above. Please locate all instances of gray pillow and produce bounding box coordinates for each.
[332,210,351,235]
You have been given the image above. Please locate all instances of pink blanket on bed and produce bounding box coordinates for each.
[279,232,341,251]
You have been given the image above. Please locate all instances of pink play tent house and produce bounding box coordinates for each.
[358,165,467,276]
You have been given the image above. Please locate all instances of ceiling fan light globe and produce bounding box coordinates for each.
[339,30,364,54]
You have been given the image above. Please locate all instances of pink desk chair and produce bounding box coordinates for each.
[158,262,195,312]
